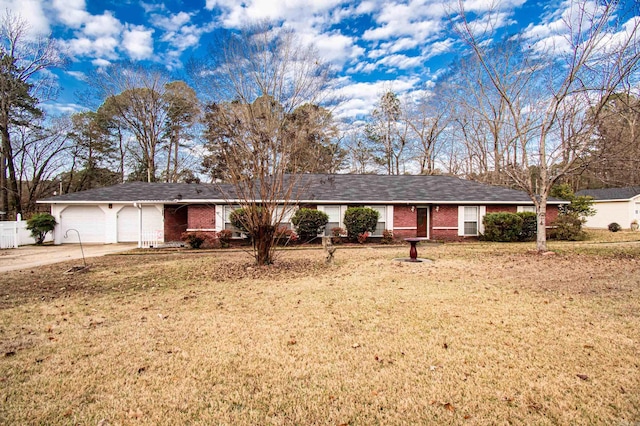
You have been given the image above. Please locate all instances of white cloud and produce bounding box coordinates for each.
[421,38,454,59]
[64,35,119,59]
[42,101,86,115]
[66,70,86,80]
[300,31,364,65]
[122,25,154,60]
[92,58,111,67]
[52,0,88,28]
[83,12,121,37]
[153,11,192,32]
[0,0,50,35]
[377,53,423,69]
[328,76,421,119]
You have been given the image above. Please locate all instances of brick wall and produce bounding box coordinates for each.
[545,205,560,225]
[430,205,460,241]
[164,205,188,241]
[187,205,216,230]
[431,205,458,227]
[393,205,416,238]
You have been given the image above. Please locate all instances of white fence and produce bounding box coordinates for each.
[141,230,164,248]
[0,220,53,249]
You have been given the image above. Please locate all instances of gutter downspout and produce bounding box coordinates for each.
[134,202,142,248]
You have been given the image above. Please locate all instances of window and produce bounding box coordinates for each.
[323,206,342,236]
[464,206,478,236]
[224,205,244,238]
[518,205,536,213]
[367,205,386,236]
[274,205,296,229]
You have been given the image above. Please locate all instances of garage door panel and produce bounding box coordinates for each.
[60,206,105,243]
[117,206,164,242]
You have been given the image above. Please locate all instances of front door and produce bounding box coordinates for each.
[417,208,428,237]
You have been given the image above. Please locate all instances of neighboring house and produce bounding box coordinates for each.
[37,174,565,246]
[576,187,640,229]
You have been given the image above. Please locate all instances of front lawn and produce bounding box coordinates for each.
[1,236,638,424]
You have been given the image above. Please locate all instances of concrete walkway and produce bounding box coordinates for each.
[0,243,137,273]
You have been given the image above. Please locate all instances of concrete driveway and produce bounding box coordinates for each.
[0,243,137,273]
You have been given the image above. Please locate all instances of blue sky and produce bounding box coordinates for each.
[3,0,638,121]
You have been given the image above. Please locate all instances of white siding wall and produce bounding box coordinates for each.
[584,200,632,229]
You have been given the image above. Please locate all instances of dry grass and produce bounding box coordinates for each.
[0,235,639,425]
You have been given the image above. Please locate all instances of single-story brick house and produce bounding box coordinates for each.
[576,187,640,229]
[38,174,564,246]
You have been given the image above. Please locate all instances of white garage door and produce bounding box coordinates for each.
[117,206,164,242]
[60,206,105,243]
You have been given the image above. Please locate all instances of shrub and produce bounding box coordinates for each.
[331,227,345,244]
[381,229,394,244]
[516,212,537,242]
[481,212,523,242]
[357,231,369,244]
[181,231,218,249]
[291,208,328,240]
[343,207,379,242]
[26,213,57,244]
[608,222,622,232]
[550,214,586,241]
[217,229,233,248]
[275,226,298,245]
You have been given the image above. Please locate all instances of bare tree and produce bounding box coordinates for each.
[0,11,65,218]
[454,0,640,251]
[577,89,640,188]
[342,128,377,174]
[163,81,201,183]
[13,117,71,214]
[366,91,407,174]
[197,22,332,265]
[403,90,451,175]
[90,63,171,183]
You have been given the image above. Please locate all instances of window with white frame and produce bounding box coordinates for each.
[518,205,536,213]
[464,206,479,236]
[274,205,297,229]
[323,205,342,236]
[224,205,244,238]
[367,205,386,236]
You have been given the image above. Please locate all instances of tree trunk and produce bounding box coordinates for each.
[1,124,21,217]
[254,224,275,265]
[536,197,547,252]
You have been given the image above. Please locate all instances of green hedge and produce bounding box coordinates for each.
[343,207,379,241]
[291,208,329,240]
[482,212,524,242]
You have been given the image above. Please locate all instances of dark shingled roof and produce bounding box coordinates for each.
[576,186,640,201]
[39,174,564,204]
[39,182,228,202]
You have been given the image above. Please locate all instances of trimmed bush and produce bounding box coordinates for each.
[608,222,622,232]
[331,227,345,244]
[481,212,523,242]
[26,213,57,244]
[517,211,537,242]
[343,207,379,242]
[181,231,218,249]
[550,214,586,241]
[275,227,298,245]
[217,229,233,248]
[291,208,329,240]
[356,231,370,244]
[381,229,394,244]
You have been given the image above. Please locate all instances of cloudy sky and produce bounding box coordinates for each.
[2,0,638,121]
